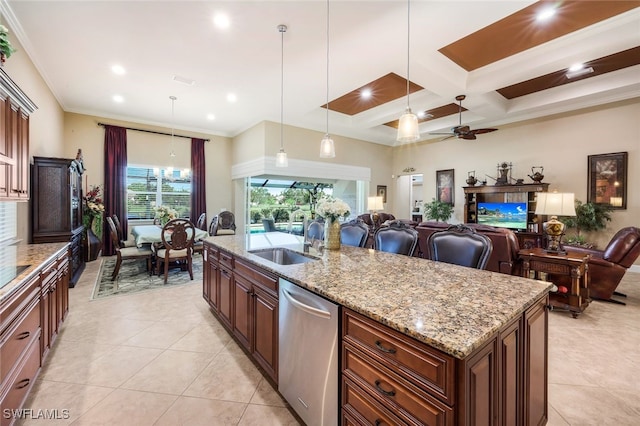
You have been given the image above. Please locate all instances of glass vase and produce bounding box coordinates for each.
[324,218,341,250]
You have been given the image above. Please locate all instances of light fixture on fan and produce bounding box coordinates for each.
[534,191,576,254]
[397,0,419,143]
[319,0,335,158]
[276,24,288,168]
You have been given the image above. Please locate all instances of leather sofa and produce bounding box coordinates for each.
[553,227,640,304]
[415,221,522,275]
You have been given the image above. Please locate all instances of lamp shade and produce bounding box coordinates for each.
[397,107,420,142]
[535,192,576,217]
[319,134,335,158]
[275,149,288,168]
[368,196,384,211]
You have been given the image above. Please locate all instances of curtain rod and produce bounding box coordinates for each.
[97,122,210,142]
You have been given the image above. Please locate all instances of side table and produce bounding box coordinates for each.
[519,248,590,318]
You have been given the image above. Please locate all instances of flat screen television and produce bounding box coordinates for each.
[477,202,528,230]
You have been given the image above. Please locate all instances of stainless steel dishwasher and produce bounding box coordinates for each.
[279,278,339,426]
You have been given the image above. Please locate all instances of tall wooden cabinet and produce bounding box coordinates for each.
[0,68,38,201]
[31,157,85,287]
[463,183,549,249]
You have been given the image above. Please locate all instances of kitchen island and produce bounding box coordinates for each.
[203,234,552,425]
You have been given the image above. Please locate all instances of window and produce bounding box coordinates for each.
[126,165,191,220]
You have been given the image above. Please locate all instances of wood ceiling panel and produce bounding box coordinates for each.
[497,46,640,99]
[439,1,640,72]
[325,72,423,115]
[384,103,465,129]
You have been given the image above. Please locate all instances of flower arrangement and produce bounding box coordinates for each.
[83,185,105,239]
[315,197,351,222]
[0,25,16,65]
[154,204,178,225]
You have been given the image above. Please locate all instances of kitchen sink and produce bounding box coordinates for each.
[248,248,318,265]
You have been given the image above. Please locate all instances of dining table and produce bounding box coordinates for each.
[131,224,209,247]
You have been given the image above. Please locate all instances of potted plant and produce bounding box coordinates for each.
[0,25,16,65]
[560,199,613,248]
[423,198,454,222]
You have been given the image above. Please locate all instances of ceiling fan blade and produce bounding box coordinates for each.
[440,135,456,141]
[429,132,455,135]
[470,128,498,135]
[461,133,477,140]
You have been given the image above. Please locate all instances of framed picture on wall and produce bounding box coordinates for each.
[376,185,387,203]
[436,169,455,206]
[587,152,627,209]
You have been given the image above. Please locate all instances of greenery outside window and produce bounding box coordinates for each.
[126,165,191,220]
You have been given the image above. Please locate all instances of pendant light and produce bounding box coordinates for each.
[396,0,420,143]
[166,95,177,179]
[276,24,288,168]
[319,0,335,158]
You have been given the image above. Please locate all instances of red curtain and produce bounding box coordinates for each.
[190,138,207,225]
[103,125,128,256]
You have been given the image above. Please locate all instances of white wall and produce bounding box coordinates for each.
[392,99,640,250]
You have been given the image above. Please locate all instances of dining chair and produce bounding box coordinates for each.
[111,214,136,247]
[156,218,196,284]
[195,213,207,230]
[340,219,369,248]
[427,224,493,270]
[210,211,236,236]
[106,216,153,282]
[373,220,419,256]
[307,219,325,241]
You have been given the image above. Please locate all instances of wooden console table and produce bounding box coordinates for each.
[519,248,590,318]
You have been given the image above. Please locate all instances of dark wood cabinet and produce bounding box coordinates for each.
[0,68,37,201]
[463,183,549,249]
[342,295,548,426]
[1,245,70,425]
[31,157,85,287]
[202,242,279,384]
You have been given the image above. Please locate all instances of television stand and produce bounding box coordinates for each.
[463,183,549,248]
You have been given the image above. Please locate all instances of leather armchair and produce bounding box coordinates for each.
[554,227,640,304]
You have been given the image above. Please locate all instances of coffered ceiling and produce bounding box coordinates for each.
[2,1,639,146]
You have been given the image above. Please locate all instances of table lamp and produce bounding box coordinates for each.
[368,196,384,227]
[534,192,576,254]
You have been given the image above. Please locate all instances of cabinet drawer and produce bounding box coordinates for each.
[0,298,40,379]
[234,259,277,294]
[0,275,40,331]
[343,309,454,404]
[343,377,405,426]
[0,336,41,426]
[343,343,453,426]
[219,250,233,269]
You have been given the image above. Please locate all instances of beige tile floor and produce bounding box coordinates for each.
[19,259,640,425]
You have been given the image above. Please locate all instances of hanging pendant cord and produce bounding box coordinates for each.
[406,0,411,109]
[325,0,330,134]
[280,26,285,150]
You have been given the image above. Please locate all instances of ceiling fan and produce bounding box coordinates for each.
[430,95,497,140]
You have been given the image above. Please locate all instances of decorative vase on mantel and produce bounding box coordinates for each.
[324,218,341,250]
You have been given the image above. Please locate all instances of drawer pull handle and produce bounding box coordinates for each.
[374,380,396,397]
[16,331,30,340]
[15,378,30,389]
[375,420,387,426]
[374,340,396,354]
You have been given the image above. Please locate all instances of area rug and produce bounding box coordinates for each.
[92,254,203,299]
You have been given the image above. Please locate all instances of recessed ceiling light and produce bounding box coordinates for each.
[566,66,594,79]
[213,13,230,29]
[536,7,556,21]
[112,94,124,103]
[226,93,237,103]
[568,63,584,72]
[111,64,126,75]
[207,114,215,120]
[361,89,372,99]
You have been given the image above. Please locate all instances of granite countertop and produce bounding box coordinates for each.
[205,234,552,359]
[0,242,69,302]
